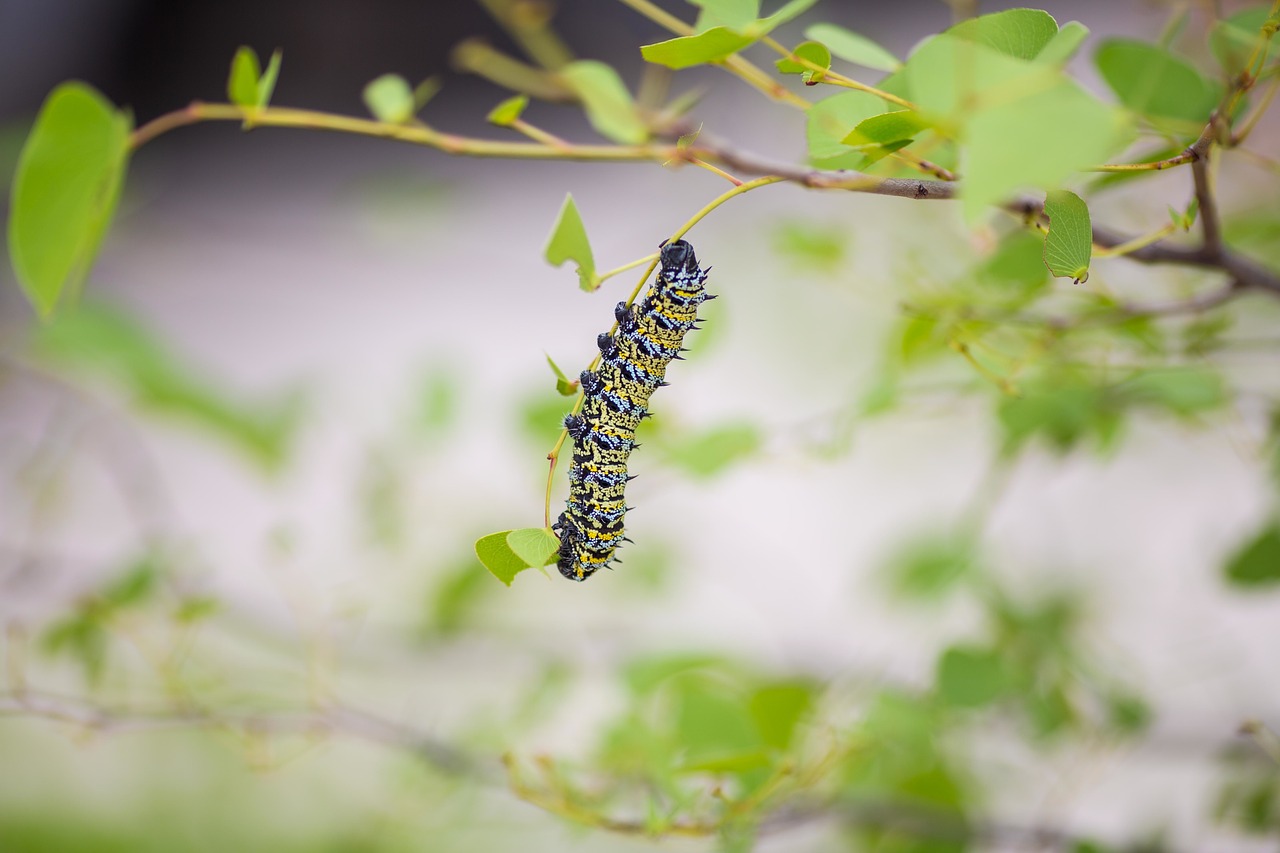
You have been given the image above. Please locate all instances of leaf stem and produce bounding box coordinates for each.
[596,252,661,284]
[615,0,810,109]
[760,36,916,110]
[541,175,785,525]
[1092,222,1178,258]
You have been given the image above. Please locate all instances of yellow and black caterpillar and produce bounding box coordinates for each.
[554,239,712,582]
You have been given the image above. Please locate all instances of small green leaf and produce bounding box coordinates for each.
[427,559,490,635]
[775,41,831,83]
[948,8,1060,60]
[9,83,131,318]
[936,644,1010,707]
[1211,6,1273,77]
[486,94,529,126]
[174,596,220,624]
[363,74,416,124]
[841,110,930,147]
[1223,523,1280,588]
[1042,189,1092,283]
[804,23,900,71]
[1169,198,1200,231]
[675,682,763,769]
[641,27,756,69]
[749,682,815,750]
[977,230,1051,301]
[1095,39,1221,124]
[545,354,579,396]
[691,0,759,33]
[506,527,561,568]
[1035,21,1089,65]
[228,47,261,107]
[1122,367,1224,416]
[771,221,846,270]
[413,77,443,111]
[661,422,762,478]
[475,531,534,586]
[885,533,976,600]
[257,49,282,107]
[1106,691,1152,735]
[544,194,597,291]
[805,91,885,166]
[559,60,648,144]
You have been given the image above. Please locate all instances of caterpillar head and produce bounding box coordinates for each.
[660,239,698,274]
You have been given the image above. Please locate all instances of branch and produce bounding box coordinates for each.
[1191,155,1224,259]
[125,104,1280,300]
[0,690,481,778]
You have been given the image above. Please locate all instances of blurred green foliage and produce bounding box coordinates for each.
[4,0,1280,850]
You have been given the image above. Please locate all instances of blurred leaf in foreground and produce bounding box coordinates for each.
[9,83,131,318]
[31,304,304,470]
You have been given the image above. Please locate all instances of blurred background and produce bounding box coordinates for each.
[1,0,1279,850]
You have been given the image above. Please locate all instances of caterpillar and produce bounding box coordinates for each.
[553,239,713,582]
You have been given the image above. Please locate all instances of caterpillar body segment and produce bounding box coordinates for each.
[555,239,711,582]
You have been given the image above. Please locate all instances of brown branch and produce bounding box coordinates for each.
[1191,156,1223,259]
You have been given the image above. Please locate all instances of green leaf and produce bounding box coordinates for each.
[227,46,262,107]
[257,49,282,107]
[947,8,1060,60]
[900,35,1132,218]
[977,230,1051,301]
[748,682,814,750]
[32,304,301,469]
[804,23,901,71]
[411,367,460,438]
[641,27,756,70]
[102,556,161,608]
[413,77,443,111]
[1095,39,1221,124]
[997,375,1120,455]
[486,94,529,126]
[1035,21,1090,65]
[559,60,648,144]
[775,41,831,83]
[885,533,976,600]
[545,354,579,396]
[1042,189,1092,283]
[691,0,759,32]
[746,0,821,37]
[1223,523,1280,588]
[623,653,735,695]
[8,83,131,318]
[936,644,1010,707]
[362,74,416,124]
[771,221,846,270]
[805,91,885,166]
[1122,368,1224,416]
[675,682,763,770]
[1106,691,1152,735]
[544,193,597,291]
[1211,6,1273,77]
[506,527,561,568]
[174,596,220,624]
[841,110,930,147]
[475,531,534,586]
[661,422,762,478]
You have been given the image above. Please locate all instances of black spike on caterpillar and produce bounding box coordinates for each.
[554,239,711,582]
